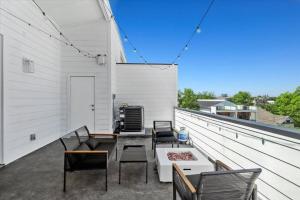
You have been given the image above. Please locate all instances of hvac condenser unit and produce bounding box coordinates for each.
[119,106,144,132]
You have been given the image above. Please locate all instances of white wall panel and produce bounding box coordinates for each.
[0,0,66,164]
[115,64,178,128]
[62,19,111,131]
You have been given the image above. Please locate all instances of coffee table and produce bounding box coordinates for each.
[155,148,214,182]
[119,145,148,184]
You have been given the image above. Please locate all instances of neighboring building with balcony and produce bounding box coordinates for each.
[198,99,257,121]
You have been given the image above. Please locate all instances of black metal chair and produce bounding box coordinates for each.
[172,160,261,200]
[75,126,118,161]
[60,134,108,192]
[152,121,179,157]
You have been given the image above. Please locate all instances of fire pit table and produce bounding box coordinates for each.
[155,148,214,182]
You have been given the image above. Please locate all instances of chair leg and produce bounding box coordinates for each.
[152,138,154,150]
[172,142,174,148]
[63,169,66,192]
[115,147,118,161]
[105,168,108,191]
[154,143,156,158]
[173,180,176,200]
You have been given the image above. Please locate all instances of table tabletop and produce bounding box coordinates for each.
[120,145,147,162]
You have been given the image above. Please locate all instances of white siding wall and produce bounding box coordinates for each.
[115,64,178,128]
[62,20,112,132]
[0,33,3,164]
[0,0,66,164]
[110,20,126,94]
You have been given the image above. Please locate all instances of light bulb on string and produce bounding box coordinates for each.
[184,45,188,51]
[124,36,128,42]
[133,48,137,53]
[196,26,201,33]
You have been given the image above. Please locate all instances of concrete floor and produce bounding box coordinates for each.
[0,137,177,200]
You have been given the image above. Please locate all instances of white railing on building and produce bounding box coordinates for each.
[175,107,300,200]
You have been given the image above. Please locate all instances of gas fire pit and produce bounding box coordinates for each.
[167,151,197,161]
[155,148,214,182]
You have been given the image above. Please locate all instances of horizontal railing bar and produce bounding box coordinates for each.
[188,130,294,200]
[177,110,300,151]
[176,114,300,170]
[176,107,300,142]
[176,119,300,189]
[190,112,300,145]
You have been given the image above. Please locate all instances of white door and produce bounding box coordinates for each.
[0,34,3,164]
[70,76,95,132]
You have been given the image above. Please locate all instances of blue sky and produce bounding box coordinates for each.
[110,0,300,96]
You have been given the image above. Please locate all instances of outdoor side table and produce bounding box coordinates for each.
[119,145,148,184]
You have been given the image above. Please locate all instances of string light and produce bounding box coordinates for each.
[171,0,215,64]
[30,0,97,58]
[133,48,137,53]
[124,36,128,42]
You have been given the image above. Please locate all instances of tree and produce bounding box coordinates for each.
[198,91,216,99]
[178,88,199,110]
[267,87,300,127]
[230,91,253,106]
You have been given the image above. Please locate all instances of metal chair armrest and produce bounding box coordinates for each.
[89,133,118,139]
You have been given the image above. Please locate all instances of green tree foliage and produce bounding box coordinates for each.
[230,91,253,106]
[198,91,216,99]
[178,88,199,110]
[266,87,300,127]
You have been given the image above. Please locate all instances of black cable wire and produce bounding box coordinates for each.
[0,6,97,58]
[101,0,173,70]
[31,0,99,58]
[101,1,149,63]
[172,0,216,64]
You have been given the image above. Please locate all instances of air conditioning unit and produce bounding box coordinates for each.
[119,106,144,132]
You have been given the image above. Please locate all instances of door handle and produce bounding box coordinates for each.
[90,104,95,107]
[91,108,95,111]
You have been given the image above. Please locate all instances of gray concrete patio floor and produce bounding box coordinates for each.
[0,137,186,200]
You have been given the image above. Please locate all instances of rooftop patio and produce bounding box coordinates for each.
[0,1,300,200]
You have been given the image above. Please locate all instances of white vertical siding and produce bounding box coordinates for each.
[0,0,66,164]
[115,64,178,128]
[62,20,111,131]
[0,33,3,164]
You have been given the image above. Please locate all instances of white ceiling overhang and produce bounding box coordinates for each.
[34,0,110,28]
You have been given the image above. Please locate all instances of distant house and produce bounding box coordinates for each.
[256,107,294,128]
[198,99,257,121]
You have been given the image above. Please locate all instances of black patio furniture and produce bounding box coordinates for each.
[152,121,179,157]
[59,127,118,192]
[119,145,148,184]
[75,126,118,160]
[172,160,261,200]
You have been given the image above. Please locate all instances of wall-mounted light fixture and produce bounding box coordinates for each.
[22,57,35,73]
[96,54,106,65]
